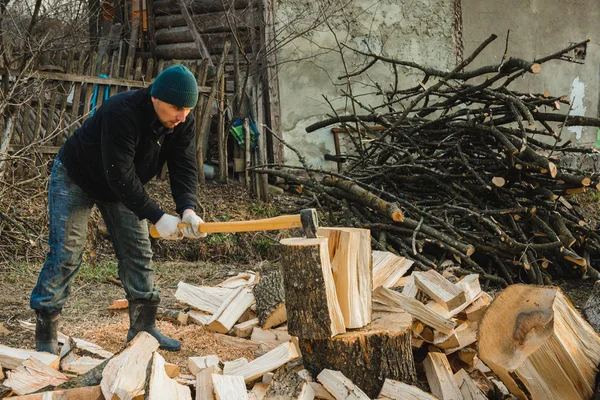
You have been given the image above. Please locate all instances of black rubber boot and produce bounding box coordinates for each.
[127,301,181,351]
[35,311,59,355]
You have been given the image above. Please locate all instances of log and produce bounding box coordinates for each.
[583,280,600,333]
[317,227,372,328]
[233,318,260,338]
[153,0,250,15]
[453,369,487,400]
[372,250,413,289]
[146,352,191,400]
[478,284,600,399]
[155,9,257,31]
[4,357,68,395]
[280,237,346,339]
[155,41,251,60]
[253,266,287,329]
[249,382,269,400]
[250,327,293,347]
[377,378,438,399]
[299,312,416,398]
[100,331,159,400]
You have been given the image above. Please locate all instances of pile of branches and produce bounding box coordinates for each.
[261,34,600,286]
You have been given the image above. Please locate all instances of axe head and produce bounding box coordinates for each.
[300,208,319,238]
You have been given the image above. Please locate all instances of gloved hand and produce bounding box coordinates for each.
[154,213,183,240]
[182,209,207,238]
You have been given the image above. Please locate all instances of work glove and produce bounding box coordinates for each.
[154,213,183,240]
[182,209,207,238]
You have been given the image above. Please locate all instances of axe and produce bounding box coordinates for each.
[149,208,318,239]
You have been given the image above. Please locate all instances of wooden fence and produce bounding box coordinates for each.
[0,49,211,179]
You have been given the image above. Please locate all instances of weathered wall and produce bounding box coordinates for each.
[461,0,600,145]
[274,0,459,168]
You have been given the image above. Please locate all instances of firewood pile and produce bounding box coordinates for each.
[260,35,600,287]
[2,226,599,399]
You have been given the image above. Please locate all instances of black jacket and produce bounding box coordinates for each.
[59,86,198,224]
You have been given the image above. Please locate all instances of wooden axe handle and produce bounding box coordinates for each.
[149,214,303,238]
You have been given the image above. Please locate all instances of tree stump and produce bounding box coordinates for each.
[298,311,416,398]
[280,237,345,339]
[479,284,600,400]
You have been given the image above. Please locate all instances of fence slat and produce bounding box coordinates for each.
[94,54,110,111]
[82,52,98,118]
[109,51,121,97]
[69,50,87,136]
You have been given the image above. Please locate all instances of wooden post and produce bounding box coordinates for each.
[243,117,250,187]
[217,70,227,182]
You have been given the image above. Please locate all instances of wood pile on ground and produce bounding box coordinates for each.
[260,35,600,287]
[2,226,599,399]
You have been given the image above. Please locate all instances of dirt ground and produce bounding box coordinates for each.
[0,180,598,378]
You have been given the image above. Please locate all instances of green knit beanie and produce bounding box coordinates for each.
[150,65,198,108]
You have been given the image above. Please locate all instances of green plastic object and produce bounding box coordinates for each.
[595,128,600,149]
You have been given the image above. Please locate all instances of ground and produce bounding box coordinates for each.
[0,180,598,379]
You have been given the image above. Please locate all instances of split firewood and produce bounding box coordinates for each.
[479,284,600,399]
[453,369,487,400]
[280,237,346,339]
[218,272,257,288]
[309,382,336,400]
[252,267,287,329]
[100,331,159,400]
[250,327,293,347]
[456,293,492,322]
[377,378,438,399]
[196,365,219,400]
[206,286,255,334]
[60,353,105,375]
[0,345,60,370]
[233,318,260,338]
[264,364,315,399]
[222,358,249,375]
[426,274,482,319]
[157,308,189,325]
[107,299,128,310]
[423,352,462,400]
[175,281,233,314]
[249,382,269,400]
[414,269,467,311]
[372,250,413,289]
[299,311,416,398]
[402,274,418,298]
[316,369,370,400]
[373,286,455,334]
[211,374,249,400]
[4,357,69,395]
[188,310,212,326]
[0,385,12,398]
[188,355,221,375]
[164,363,181,378]
[145,352,191,400]
[4,385,103,399]
[262,372,274,385]
[224,341,300,383]
[59,337,108,375]
[318,227,372,328]
[434,320,479,354]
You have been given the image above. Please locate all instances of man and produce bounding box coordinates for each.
[30,65,206,354]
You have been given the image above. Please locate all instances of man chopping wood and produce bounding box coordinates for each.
[30,65,207,354]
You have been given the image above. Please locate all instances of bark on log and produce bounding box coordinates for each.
[280,237,345,339]
[253,266,287,329]
[298,311,416,398]
[479,284,600,400]
[153,0,250,15]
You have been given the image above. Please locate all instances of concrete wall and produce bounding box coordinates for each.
[461,0,600,145]
[274,0,459,168]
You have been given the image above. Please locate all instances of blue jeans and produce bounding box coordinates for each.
[30,157,159,315]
